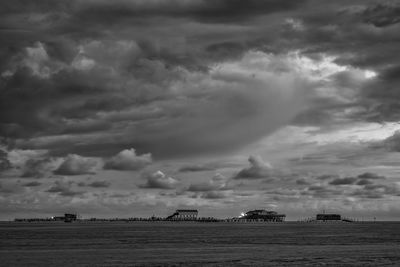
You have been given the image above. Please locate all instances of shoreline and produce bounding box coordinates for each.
[1,220,396,224]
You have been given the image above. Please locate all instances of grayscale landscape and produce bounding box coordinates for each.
[1,0,400,265]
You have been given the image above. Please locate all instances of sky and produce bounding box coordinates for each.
[1,0,400,221]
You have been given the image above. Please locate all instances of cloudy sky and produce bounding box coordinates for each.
[1,0,400,220]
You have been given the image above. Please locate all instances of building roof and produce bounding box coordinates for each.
[246,209,277,214]
[176,209,198,212]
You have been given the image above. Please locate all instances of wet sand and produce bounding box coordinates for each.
[1,221,399,266]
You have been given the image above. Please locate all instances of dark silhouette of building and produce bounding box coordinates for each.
[166,209,198,220]
[52,213,77,222]
[64,213,77,222]
[241,209,286,222]
[316,214,341,221]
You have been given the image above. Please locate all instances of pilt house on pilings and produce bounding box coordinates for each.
[166,209,198,221]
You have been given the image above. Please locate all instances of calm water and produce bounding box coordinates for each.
[1,222,400,266]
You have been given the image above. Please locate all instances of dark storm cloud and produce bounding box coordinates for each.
[3,43,310,158]
[0,0,312,159]
[357,172,386,180]
[380,131,400,152]
[178,164,216,173]
[329,177,358,185]
[23,181,42,187]
[77,181,86,187]
[2,0,400,159]
[284,1,400,126]
[358,71,400,123]
[72,0,307,24]
[355,179,373,186]
[87,180,111,188]
[204,41,246,62]
[0,0,306,21]
[362,3,400,27]
[0,1,72,14]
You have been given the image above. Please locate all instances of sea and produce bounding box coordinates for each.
[1,221,399,266]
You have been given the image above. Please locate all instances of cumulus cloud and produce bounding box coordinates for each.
[54,154,99,175]
[356,179,373,186]
[104,149,152,171]
[329,177,358,185]
[23,181,42,187]
[139,170,179,189]
[357,172,385,180]
[234,156,273,179]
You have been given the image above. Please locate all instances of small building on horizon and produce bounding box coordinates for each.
[316,214,341,221]
[239,209,286,222]
[52,213,77,222]
[64,213,77,222]
[166,209,198,220]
